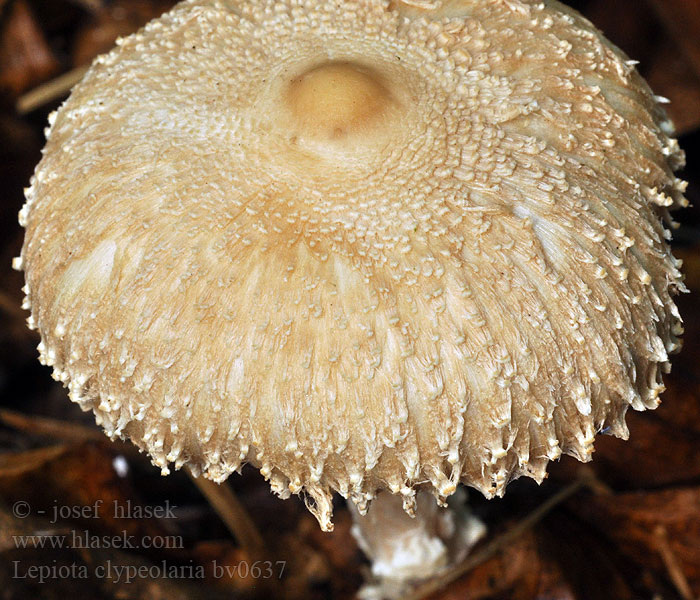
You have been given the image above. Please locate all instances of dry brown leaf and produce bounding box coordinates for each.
[0,0,59,97]
[573,487,700,596]
[646,0,700,82]
[425,531,555,600]
[0,441,171,543]
[194,541,280,595]
[537,512,637,600]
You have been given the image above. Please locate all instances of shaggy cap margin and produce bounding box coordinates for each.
[17,0,686,530]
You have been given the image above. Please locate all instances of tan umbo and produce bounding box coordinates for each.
[18,0,686,531]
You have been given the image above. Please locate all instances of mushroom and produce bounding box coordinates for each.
[16,0,687,595]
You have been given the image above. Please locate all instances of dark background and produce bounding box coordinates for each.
[0,1,699,599]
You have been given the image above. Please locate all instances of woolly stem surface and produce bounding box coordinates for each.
[349,489,485,600]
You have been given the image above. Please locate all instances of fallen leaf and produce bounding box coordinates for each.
[572,487,700,596]
[0,0,59,97]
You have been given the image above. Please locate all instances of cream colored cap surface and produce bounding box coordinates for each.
[19,0,686,530]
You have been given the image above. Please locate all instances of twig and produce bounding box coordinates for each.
[0,445,67,477]
[0,408,140,460]
[187,472,266,557]
[577,465,614,496]
[1,408,104,443]
[654,524,696,600]
[2,410,268,567]
[16,65,89,115]
[404,476,589,600]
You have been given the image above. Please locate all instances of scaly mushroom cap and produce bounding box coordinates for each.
[18,0,686,530]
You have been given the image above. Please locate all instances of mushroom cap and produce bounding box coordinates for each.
[18,0,686,530]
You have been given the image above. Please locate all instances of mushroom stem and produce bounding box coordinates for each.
[349,489,485,600]
[405,477,591,600]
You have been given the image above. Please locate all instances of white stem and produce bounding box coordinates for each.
[349,488,486,600]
